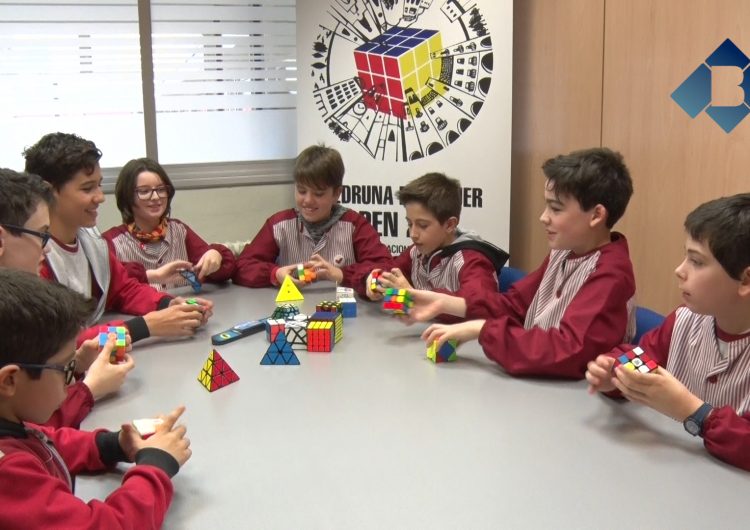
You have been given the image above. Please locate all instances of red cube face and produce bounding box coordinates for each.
[384,56,400,77]
[387,78,403,99]
[368,54,384,75]
[376,96,392,114]
[354,51,369,71]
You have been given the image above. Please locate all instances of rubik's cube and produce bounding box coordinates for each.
[370,270,383,292]
[272,303,299,320]
[316,300,343,313]
[382,288,414,316]
[354,27,445,119]
[613,346,658,374]
[285,320,308,350]
[296,263,317,284]
[311,311,343,343]
[427,339,458,363]
[265,319,286,342]
[340,297,357,318]
[99,325,127,363]
[307,321,335,352]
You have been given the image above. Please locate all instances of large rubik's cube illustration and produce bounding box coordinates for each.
[198,349,240,392]
[354,27,444,119]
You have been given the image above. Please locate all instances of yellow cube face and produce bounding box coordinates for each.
[623,362,636,371]
[414,40,430,69]
[417,63,432,88]
[400,51,416,77]
[427,34,442,57]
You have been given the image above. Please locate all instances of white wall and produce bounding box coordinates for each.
[97,183,294,246]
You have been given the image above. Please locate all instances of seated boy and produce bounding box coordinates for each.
[586,193,750,471]
[233,144,392,295]
[23,132,213,345]
[366,172,508,313]
[415,148,636,378]
[0,268,191,528]
[0,168,133,428]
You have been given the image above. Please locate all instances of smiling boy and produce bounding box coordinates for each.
[233,144,391,294]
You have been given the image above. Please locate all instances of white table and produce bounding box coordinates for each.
[78,284,750,529]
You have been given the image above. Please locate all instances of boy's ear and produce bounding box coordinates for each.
[738,266,750,298]
[0,365,20,398]
[589,204,608,228]
[332,186,343,201]
[443,216,459,233]
[0,226,6,259]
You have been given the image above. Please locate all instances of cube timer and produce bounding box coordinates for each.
[296,263,316,284]
[382,288,414,316]
[340,297,357,318]
[427,339,458,363]
[98,325,127,363]
[354,26,445,119]
[613,346,658,374]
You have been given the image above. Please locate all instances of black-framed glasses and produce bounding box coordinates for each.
[12,358,77,385]
[1,224,51,247]
[135,186,170,200]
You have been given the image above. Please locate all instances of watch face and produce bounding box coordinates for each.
[685,419,701,436]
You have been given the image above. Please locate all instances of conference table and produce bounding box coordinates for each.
[77,283,749,529]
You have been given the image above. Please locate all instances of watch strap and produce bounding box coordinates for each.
[684,402,713,436]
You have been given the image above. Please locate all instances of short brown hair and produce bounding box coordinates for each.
[23,132,102,190]
[294,144,345,189]
[115,158,176,224]
[396,172,461,223]
[0,168,54,229]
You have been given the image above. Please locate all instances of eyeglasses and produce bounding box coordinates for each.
[135,186,170,200]
[1,224,51,247]
[12,358,77,385]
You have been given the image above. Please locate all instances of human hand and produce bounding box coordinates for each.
[274,264,305,287]
[74,338,100,373]
[585,354,617,394]
[379,268,412,290]
[401,289,466,323]
[171,296,214,324]
[119,405,192,466]
[421,320,485,349]
[365,269,384,301]
[82,338,135,400]
[148,259,193,284]
[144,304,203,337]
[308,254,343,284]
[612,365,704,421]
[194,249,222,280]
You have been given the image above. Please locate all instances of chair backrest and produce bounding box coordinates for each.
[633,306,665,344]
[498,266,526,293]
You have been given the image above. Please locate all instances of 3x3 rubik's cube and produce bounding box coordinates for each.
[296,263,316,284]
[382,288,413,316]
[613,346,658,373]
[98,325,127,363]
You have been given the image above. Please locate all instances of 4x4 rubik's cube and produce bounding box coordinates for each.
[354,26,445,119]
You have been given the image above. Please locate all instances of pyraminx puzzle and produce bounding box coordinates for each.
[276,275,304,306]
[261,331,300,365]
[198,349,240,392]
[427,339,458,363]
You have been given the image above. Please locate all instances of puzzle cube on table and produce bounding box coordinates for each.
[261,332,300,365]
[197,349,240,392]
[613,346,658,373]
[340,297,357,318]
[307,321,335,353]
[265,319,286,342]
[427,339,458,363]
[98,325,128,363]
[296,263,316,284]
[285,320,308,350]
[354,26,445,119]
[316,300,342,313]
[271,303,299,320]
[311,311,343,343]
[382,288,413,316]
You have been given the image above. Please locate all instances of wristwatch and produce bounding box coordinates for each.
[683,402,713,437]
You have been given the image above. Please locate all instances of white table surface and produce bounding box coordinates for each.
[77,283,750,530]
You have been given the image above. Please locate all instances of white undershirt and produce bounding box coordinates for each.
[47,238,92,298]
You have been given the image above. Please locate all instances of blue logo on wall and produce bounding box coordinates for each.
[671,38,750,132]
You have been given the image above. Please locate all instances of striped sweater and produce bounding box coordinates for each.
[466,232,636,378]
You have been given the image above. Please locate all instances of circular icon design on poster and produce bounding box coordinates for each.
[310,0,493,162]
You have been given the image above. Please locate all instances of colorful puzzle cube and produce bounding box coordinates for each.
[369,270,383,292]
[197,349,240,392]
[307,321,335,353]
[316,300,343,313]
[354,26,445,119]
[98,325,127,363]
[271,303,300,320]
[265,319,286,342]
[382,288,414,316]
[261,332,300,365]
[311,311,343,343]
[340,297,357,318]
[285,320,308,350]
[613,346,658,374]
[427,339,458,363]
[296,263,317,284]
